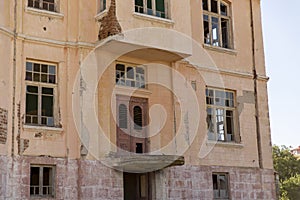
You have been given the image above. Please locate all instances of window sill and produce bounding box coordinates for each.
[114,85,152,98]
[25,7,64,19]
[23,125,63,133]
[206,140,244,148]
[95,10,108,21]
[203,44,237,55]
[133,12,174,25]
[30,195,55,199]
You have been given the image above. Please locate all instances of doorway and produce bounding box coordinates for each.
[116,95,148,153]
[124,172,150,200]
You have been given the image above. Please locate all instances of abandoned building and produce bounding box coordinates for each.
[0,0,276,199]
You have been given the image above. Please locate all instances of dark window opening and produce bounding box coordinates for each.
[202,0,208,11]
[25,61,56,126]
[211,0,218,13]
[136,143,143,153]
[203,15,210,44]
[30,166,54,197]
[221,18,229,48]
[135,0,144,13]
[134,106,143,130]
[212,173,229,199]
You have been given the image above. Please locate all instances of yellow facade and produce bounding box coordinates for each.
[0,0,276,199]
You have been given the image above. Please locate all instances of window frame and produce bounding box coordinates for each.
[97,0,107,13]
[206,88,237,142]
[212,173,230,199]
[25,60,58,127]
[135,0,169,19]
[115,62,146,89]
[30,165,56,197]
[202,0,232,49]
[27,0,59,13]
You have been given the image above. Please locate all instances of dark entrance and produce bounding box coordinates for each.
[124,173,150,200]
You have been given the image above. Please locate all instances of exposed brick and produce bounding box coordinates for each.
[98,0,122,40]
[0,108,8,144]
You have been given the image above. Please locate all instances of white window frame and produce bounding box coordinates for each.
[116,63,146,89]
[203,0,232,49]
[97,0,107,13]
[25,60,58,127]
[30,165,55,197]
[27,0,59,12]
[206,88,236,142]
[135,0,169,19]
[212,173,230,199]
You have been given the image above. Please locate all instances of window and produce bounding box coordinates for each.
[25,61,57,126]
[212,173,229,199]
[30,165,55,197]
[134,106,143,130]
[206,88,235,142]
[203,0,231,48]
[98,0,106,13]
[28,0,56,12]
[135,0,168,19]
[116,63,145,89]
[119,104,128,129]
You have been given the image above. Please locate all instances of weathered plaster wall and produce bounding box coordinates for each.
[0,156,276,200]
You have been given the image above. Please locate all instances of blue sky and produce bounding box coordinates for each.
[261,0,300,148]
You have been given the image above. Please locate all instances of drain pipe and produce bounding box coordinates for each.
[250,0,263,169]
[11,0,18,157]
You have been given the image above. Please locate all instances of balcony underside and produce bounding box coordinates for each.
[96,29,192,62]
[102,152,185,173]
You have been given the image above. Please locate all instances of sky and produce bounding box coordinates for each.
[261,0,300,148]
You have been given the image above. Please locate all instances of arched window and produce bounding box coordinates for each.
[119,104,127,129]
[134,106,143,130]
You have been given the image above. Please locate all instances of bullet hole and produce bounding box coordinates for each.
[43,27,47,31]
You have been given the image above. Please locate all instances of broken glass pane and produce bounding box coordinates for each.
[216,108,224,141]
[126,67,134,79]
[220,3,228,16]
[212,17,219,46]
[203,15,210,44]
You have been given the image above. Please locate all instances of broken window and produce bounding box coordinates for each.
[25,61,57,127]
[116,63,145,89]
[30,165,55,197]
[206,88,235,142]
[202,0,231,48]
[212,173,229,199]
[28,0,56,12]
[135,0,168,19]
